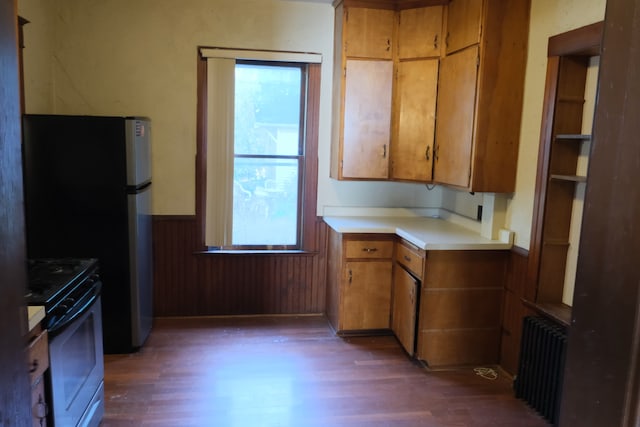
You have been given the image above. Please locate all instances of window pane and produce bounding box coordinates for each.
[234,64,302,156]
[232,158,299,246]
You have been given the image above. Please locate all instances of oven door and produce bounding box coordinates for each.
[48,296,104,427]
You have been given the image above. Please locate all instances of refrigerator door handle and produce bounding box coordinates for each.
[127,185,153,347]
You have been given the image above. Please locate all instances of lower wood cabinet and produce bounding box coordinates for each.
[392,264,419,355]
[326,229,394,333]
[325,226,508,367]
[416,250,508,367]
[27,326,49,427]
[392,240,425,355]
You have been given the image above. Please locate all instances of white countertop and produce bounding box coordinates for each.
[323,216,511,250]
[28,306,45,332]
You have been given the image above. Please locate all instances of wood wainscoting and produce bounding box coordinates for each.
[152,215,328,317]
[500,246,536,375]
[154,214,534,375]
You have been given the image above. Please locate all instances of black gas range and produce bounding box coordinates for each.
[26,258,102,336]
[26,258,105,427]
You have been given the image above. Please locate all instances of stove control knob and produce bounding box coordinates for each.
[51,304,68,315]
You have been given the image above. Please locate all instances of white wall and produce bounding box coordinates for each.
[506,0,606,249]
[18,0,607,245]
[19,0,441,216]
[19,0,54,112]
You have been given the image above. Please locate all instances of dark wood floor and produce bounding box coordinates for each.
[102,315,548,427]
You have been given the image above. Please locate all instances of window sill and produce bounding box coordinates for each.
[194,249,317,256]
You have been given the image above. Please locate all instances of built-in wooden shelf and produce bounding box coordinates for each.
[555,134,592,141]
[550,174,588,182]
[523,299,572,328]
[542,239,570,246]
[529,27,599,333]
[557,96,587,104]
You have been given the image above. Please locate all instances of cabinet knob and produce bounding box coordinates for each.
[425,145,431,161]
[403,255,411,262]
[362,247,378,253]
[29,359,39,374]
[434,34,439,49]
[348,269,353,284]
[33,393,48,423]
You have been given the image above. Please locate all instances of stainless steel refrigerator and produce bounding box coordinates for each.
[22,114,153,353]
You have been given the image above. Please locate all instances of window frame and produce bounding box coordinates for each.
[195,49,321,253]
[230,60,306,250]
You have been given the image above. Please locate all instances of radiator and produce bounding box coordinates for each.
[514,316,568,425]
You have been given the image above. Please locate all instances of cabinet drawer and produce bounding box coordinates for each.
[27,329,49,385]
[395,243,424,279]
[345,240,393,259]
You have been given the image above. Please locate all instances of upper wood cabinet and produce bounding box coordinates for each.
[444,0,482,54]
[332,0,529,191]
[391,58,439,182]
[398,6,443,59]
[344,7,394,59]
[391,6,442,182]
[332,1,444,181]
[433,46,477,187]
[331,2,395,180]
[433,0,530,192]
[342,59,393,179]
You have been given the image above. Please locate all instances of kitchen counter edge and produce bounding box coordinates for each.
[28,306,45,332]
[322,216,512,251]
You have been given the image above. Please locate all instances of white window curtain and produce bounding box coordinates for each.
[205,57,235,247]
[201,48,321,247]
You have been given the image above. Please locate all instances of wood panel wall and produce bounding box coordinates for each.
[559,2,640,423]
[154,213,531,376]
[500,247,535,375]
[1,1,32,424]
[152,216,328,317]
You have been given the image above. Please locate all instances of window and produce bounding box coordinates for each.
[232,62,303,247]
[198,49,321,251]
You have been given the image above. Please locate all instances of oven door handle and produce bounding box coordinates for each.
[48,281,102,336]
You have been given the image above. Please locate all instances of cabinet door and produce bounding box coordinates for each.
[342,260,392,330]
[445,0,483,54]
[392,266,418,355]
[392,58,438,182]
[434,46,478,188]
[398,6,443,59]
[342,59,393,179]
[344,7,394,59]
